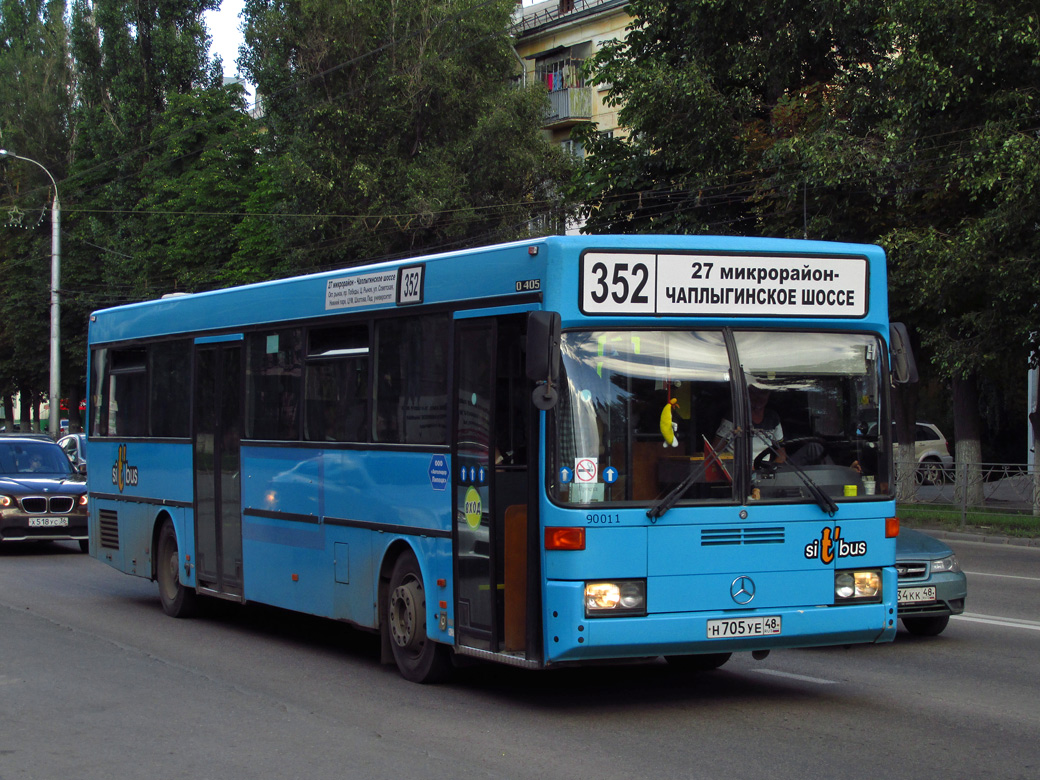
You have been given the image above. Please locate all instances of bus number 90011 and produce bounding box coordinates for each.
[586,513,620,524]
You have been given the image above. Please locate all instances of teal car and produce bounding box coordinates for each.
[895,528,967,635]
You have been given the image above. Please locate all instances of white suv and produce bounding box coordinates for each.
[907,422,953,485]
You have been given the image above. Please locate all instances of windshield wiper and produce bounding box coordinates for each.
[756,431,838,516]
[646,432,734,522]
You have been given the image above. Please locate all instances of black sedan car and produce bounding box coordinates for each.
[896,528,967,635]
[0,436,88,551]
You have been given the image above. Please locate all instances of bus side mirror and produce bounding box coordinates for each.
[526,311,561,410]
[889,322,919,385]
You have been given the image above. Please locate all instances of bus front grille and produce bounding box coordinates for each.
[701,527,785,546]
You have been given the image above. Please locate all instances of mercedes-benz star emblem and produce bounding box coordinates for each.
[730,576,756,605]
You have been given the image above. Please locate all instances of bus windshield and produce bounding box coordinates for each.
[551,329,890,507]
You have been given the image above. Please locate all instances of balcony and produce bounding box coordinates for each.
[544,86,594,128]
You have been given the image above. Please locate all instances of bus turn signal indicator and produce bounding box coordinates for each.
[545,527,585,551]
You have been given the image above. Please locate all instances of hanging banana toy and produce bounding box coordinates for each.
[660,397,679,447]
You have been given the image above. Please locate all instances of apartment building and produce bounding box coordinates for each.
[512,0,632,154]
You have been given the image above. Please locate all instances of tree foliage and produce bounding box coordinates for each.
[575,0,893,237]
[67,0,241,301]
[576,0,1040,460]
[0,0,73,423]
[238,0,574,273]
[1,0,575,427]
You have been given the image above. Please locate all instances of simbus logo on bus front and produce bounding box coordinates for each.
[111,444,139,492]
[804,526,867,564]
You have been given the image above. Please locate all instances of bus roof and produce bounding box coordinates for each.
[88,234,887,345]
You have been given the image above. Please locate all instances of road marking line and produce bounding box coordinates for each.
[963,571,1040,583]
[751,669,838,685]
[953,613,1040,631]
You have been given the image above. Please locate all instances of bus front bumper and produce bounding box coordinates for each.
[543,580,898,664]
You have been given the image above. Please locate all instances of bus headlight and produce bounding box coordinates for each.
[834,569,882,602]
[584,580,646,617]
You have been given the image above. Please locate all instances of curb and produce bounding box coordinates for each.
[906,526,1040,548]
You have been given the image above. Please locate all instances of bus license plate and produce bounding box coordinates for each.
[706,616,781,639]
[28,517,68,528]
[898,586,936,604]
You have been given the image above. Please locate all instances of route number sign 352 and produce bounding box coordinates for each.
[579,251,868,318]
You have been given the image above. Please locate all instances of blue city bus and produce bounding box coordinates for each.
[86,235,913,682]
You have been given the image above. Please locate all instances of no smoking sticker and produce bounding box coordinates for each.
[574,458,598,484]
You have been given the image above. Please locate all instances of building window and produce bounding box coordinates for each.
[560,139,585,159]
[536,57,586,92]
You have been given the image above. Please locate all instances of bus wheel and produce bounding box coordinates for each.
[664,652,732,672]
[386,550,451,683]
[157,521,197,618]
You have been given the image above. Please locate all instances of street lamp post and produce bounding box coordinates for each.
[0,149,61,438]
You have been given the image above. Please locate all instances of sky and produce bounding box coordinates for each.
[204,0,246,80]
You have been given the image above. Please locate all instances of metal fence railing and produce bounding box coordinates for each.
[896,461,1040,527]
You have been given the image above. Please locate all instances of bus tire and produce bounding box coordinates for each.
[157,520,197,618]
[386,550,451,683]
[664,652,732,672]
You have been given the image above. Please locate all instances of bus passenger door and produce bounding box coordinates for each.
[453,315,533,658]
[193,340,244,599]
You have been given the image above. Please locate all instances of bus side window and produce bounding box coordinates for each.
[107,348,147,437]
[90,348,109,436]
[245,329,303,440]
[304,324,369,442]
[372,314,449,445]
[495,322,527,467]
[149,340,191,438]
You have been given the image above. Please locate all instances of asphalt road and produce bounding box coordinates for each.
[1,537,1038,780]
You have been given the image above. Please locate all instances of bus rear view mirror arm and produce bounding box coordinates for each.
[527,311,561,410]
[889,322,919,385]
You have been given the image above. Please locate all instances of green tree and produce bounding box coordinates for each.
[129,84,264,291]
[238,0,574,274]
[577,0,1040,472]
[67,0,246,301]
[876,0,1040,490]
[575,0,893,237]
[0,0,73,428]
